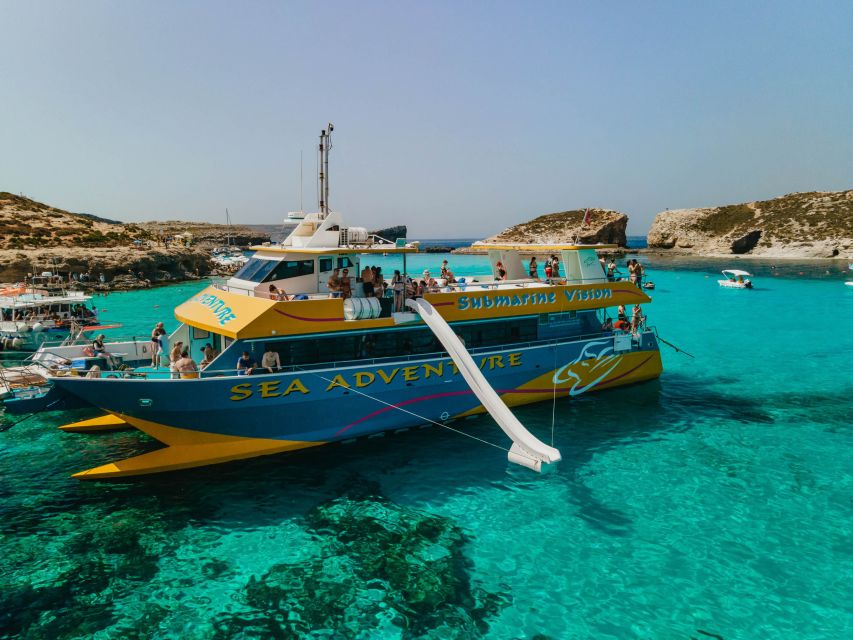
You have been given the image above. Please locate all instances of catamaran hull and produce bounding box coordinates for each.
[54,333,663,479]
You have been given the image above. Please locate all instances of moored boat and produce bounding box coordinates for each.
[718,269,753,289]
[51,125,664,480]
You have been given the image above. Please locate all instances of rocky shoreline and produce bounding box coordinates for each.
[453,208,628,254]
[0,192,272,289]
[646,190,852,260]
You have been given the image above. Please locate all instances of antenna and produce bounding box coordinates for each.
[299,149,303,214]
[317,123,334,218]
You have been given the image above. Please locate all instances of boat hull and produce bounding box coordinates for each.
[54,332,663,479]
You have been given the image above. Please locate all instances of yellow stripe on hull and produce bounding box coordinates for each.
[72,415,324,480]
[454,350,662,418]
[59,414,131,433]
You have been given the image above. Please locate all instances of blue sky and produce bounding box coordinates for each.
[2,0,851,237]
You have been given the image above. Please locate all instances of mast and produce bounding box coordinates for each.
[318,123,334,218]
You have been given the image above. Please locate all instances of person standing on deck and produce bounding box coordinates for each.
[628,260,637,286]
[150,322,167,368]
[635,260,645,289]
[607,260,617,281]
[550,255,561,279]
[391,270,405,311]
[327,268,342,298]
[529,257,538,279]
[340,269,352,299]
[361,264,374,296]
[631,304,644,333]
[261,344,281,373]
[236,351,255,375]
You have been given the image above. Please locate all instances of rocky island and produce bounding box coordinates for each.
[647,190,853,259]
[455,208,628,253]
[0,192,271,286]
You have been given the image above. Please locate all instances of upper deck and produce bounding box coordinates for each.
[176,275,649,340]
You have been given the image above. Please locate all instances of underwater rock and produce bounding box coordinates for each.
[215,485,509,639]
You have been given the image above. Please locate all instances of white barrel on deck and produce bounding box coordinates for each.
[343,296,381,320]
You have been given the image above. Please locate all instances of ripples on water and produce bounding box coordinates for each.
[1,255,852,639]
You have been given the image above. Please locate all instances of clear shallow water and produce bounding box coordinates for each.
[1,256,852,639]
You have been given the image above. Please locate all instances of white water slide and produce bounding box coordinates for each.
[406,298,562,471]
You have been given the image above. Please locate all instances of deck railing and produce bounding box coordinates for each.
[62,324,655,382]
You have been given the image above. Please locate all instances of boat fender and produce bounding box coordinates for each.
[32,322,45,332]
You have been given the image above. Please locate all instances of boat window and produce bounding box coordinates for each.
[319,258,334,272]
[337,257,354,269]
[261,318,538,367]
[233,258,278,282]
[193,327,210,340]
[263,259,315,282]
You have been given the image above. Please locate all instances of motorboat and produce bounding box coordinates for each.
[718,269,753,289]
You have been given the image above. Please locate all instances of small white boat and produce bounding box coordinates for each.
[718,269,753,289]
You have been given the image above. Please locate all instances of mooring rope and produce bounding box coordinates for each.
[294,366,540,462]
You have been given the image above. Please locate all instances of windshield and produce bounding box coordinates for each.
[233,258,278,282]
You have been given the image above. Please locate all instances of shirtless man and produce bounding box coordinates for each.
[327,268,342,298]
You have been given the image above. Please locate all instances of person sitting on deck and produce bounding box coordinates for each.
[85,365,102,379]
[340,269,352,299]
[495,261,507,281]
[92,334,107,355]
[327,269,342,298]
[261,344,281,373]
[602,317,614,331]
[607,260,617,281]
[175,349,199,379]
[236,351,255,375]
[169,341,184,379]
[440,260,450,279]
[268,284,291,301]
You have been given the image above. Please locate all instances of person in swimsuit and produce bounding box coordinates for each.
[150,322,166,367]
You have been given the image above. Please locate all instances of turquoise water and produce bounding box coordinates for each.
[1,255,852,639]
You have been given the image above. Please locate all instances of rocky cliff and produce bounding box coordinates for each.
[455,209,627,253]
[371,225,407,243]
[647,191,853,259]
[0,192,269,283]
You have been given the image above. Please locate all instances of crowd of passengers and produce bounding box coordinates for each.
[266,253,648,307]
[2,302,96,324]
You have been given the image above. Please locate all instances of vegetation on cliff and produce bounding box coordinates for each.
[647,190,853,258]
[458,209,627,252]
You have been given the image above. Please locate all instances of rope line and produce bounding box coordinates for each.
[294,367,539,461]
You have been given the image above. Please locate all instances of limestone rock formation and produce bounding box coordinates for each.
[457,209,627,253]
[647,191,853,258]
[370,225,407,243]
[0,192,272,282]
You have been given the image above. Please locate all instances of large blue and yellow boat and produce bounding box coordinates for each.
[53,126,662,479]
